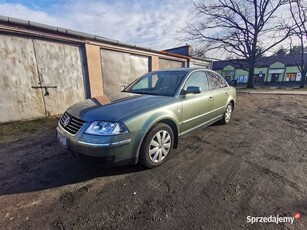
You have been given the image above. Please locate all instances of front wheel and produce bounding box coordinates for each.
[220,103,233,124]
[139,123,174,168]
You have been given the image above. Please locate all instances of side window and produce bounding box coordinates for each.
[208,72,228,89]
[184,71,209,92]
[150,75,159,88]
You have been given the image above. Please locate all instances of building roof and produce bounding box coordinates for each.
[212,59,247,70]
[164,45,191,56]
[0,15,157,53]
[212,54,307,70]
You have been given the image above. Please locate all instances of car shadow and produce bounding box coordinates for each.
[0,138,147,195]
[0,118,229,196]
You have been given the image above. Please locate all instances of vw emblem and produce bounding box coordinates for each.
[63,116,70,127]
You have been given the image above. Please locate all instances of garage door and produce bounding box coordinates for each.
[101,49,149,96]
[33,39,86,116]
[0,35,86,122]
[159,58,184,70]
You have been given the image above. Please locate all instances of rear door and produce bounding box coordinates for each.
[207,71,229,118]
[180,71,214,134]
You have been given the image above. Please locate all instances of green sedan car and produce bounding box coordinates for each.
[57,68,236,168]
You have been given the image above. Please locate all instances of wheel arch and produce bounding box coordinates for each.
[157,118,179,149]
[229,99,235,110]
[135,117,179,164]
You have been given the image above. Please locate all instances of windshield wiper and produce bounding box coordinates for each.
[131,91,158,95]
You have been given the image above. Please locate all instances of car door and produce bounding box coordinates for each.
[207,71,229,118]
[180,71,214,134]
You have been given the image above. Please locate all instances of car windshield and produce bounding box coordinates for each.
[124,71,187,96]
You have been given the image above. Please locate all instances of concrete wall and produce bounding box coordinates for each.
[189,59,211,69]
[0,35,86,122]
[85,44,104,97]
[151,56,160,71]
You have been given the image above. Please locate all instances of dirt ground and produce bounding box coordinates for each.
[0,94,306,230]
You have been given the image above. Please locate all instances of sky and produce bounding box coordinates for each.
[0,0,194,50]
[1,0,305,60]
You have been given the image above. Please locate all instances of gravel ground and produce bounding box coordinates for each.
[0,94,306,230]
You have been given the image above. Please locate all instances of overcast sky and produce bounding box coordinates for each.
[0,0,193,50]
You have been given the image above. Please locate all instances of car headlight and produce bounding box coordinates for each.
[85,121,129,135]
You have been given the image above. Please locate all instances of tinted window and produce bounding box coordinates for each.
[184,71,209,92]
[208,72,228,89]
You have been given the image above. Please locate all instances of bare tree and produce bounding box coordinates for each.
[290,45,307,54]
[288,0,307,88]
[190,47,208,59]
[184,0,292,88]
[274,46,288,56]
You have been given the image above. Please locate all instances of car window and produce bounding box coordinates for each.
[152,75,159,87]
[207,72,228,89]
[125,71,187,96]
[184,71,209,92]
[132,74,158,90]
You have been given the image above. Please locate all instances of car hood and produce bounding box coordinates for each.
[66,92,172,122]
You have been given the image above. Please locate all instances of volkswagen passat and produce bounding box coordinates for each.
[57,68,236,168]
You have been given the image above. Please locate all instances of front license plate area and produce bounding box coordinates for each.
[57,129,68,148]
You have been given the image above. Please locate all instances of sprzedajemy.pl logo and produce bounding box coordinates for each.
[247,212,301,224]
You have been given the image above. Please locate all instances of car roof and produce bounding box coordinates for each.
[153,68,209,74]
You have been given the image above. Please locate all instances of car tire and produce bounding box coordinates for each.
[220,103,233,125]
[139,123,174,168]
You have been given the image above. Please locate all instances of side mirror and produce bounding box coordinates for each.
[185,86,201,95]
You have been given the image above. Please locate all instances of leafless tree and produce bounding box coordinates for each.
[274,46,288,56]
[184,0,292,88]
[290,45,307,54]
[190,47,208,59]
[288,0,307,88]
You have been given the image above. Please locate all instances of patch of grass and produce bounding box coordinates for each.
[0,117,58,143]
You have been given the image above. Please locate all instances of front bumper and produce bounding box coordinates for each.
[57,122,145,166]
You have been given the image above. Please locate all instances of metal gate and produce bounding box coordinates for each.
[101,49,149,96]
[0,35,86,122]
[32,39,86,116]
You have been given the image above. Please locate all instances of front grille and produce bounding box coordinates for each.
[60,112,85,135]
[78,154,116,165]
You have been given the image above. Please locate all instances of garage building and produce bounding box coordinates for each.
[0,16,211,122]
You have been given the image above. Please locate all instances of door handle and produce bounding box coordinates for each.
[209,96,213,101]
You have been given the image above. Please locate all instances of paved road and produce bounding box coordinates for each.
[238,89,307,95]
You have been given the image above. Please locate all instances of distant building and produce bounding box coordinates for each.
[164,45,212,69]
[212,54,307,86]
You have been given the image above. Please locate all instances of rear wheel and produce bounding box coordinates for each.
[220,103,233,124]
[139,123,174,168]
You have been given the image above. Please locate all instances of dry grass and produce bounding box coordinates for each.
[0,117,58,144]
